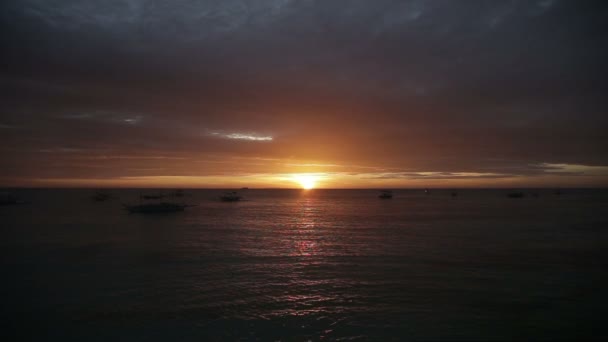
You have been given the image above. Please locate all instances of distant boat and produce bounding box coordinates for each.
[0,192,27,205]
[451,191,458,197]
[92,191,112,202]
[378,190,393,199]
[141,192,165,200]
[170,189,191,197]
[124,202,195,213]
[220,191,242,202]
[507,192,525,198]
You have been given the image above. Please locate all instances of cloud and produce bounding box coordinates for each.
[361,172,508,180]
[538,163,608,176]
[58,111,144,125]
[208,131,274,142]
[0,0,607,186]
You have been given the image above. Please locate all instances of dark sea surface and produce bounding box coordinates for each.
[2,188,608,341]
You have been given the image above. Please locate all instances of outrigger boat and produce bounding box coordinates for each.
[142,193,164,200]
[92,191,112,202]
[507,191,525,198]
[378,190,393,199]
[172,189,186,197]
[220,191,241,202]
[124,202,194,213]
[124,192,195,213]
[0,192,27,205]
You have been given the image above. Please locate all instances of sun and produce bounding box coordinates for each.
[293,174,318,190]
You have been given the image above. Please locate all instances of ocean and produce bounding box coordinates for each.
[2,188,607,340]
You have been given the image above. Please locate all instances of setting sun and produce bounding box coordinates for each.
[293,174,319,189]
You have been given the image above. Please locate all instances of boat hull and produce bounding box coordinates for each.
[220,197,241,202]
[507,192,525,198]
[124,203,191,213]
[219,192,242,202]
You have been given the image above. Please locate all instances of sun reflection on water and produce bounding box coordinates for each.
[292,198,319,257]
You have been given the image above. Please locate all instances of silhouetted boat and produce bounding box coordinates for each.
[220,191,241,202]
[0,192,26,205]
[507,192,525,198]
[92,191,112,202]
[139,191,166,200]
[171,189,191,197]
[142,193,164,200]
[378,190,393,199]
[124,202,194,213]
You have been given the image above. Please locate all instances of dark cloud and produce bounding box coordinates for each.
[1,0,607,186]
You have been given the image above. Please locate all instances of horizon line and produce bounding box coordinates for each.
[1,186,604,190]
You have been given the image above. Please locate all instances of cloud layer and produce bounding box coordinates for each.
[1,0,607,186]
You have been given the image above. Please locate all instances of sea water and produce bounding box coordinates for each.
[2,189,607,340]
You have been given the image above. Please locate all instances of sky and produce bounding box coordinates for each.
[1,0,607,188]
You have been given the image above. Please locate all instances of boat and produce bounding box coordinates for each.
[451,191,458,197]
[378,190,393,199]
[507,192,525,198]
[142,194,164,200]
[220,191,241,202]
[172,189,188,197]
[123,202,194,213]
[0,192,27,205]
[92,191,112,202]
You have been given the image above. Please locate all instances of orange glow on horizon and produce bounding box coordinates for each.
[6,162,608,188]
